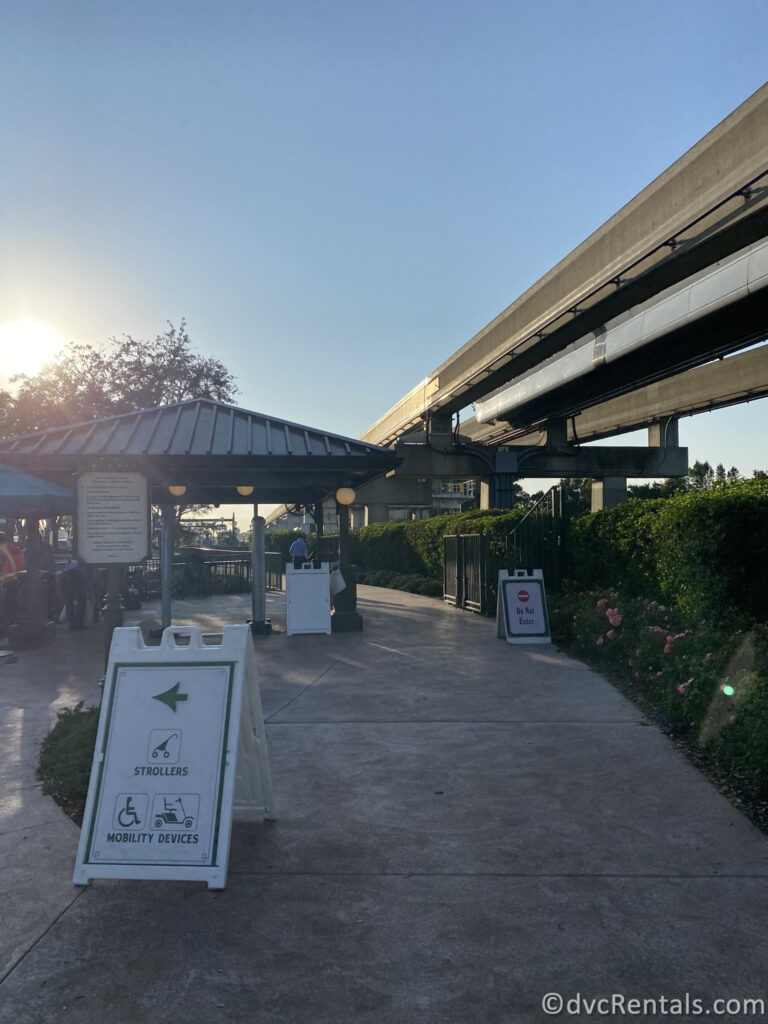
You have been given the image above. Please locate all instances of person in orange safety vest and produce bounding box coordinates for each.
[0,531,25,582]
[0,531,25,627]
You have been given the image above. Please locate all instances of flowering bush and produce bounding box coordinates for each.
[550,589,768,803]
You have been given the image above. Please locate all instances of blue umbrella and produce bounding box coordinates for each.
[0,462,73,516]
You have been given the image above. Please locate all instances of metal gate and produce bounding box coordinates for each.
[443,534,486,613]
[506,484,573,593]
[443,485,575,615]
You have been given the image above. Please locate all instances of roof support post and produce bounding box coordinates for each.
[332,503,363,632]
[160,505,174,629]
[250,510,271,635]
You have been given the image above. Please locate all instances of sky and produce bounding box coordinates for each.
[1,0,767,527]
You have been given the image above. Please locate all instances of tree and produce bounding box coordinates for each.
[2,320,238,437]
[627,478,687,500]
[687,460,714,490]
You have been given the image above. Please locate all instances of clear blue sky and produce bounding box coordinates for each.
[2,0,768,521]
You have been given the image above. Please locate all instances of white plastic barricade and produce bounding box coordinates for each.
[285,561,332,635]
[73,624,274,890]
[496,569,551,644]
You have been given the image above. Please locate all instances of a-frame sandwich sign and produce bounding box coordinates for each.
[497,569,551,644]
[73,624,274,890]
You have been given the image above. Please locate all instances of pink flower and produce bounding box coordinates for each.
[677,678,693,695]
[607,610,623,628]
[663,643,672,655]
[729,714,737,725]
[596,636,605,647]
[656,671,663,677]
[606,629,615,639]
[596,598,608,609]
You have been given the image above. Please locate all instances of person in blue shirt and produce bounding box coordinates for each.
[289,535,310,568]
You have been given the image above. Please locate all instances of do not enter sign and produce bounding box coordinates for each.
[497,570,551,645]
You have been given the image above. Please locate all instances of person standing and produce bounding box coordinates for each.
[289,534,311,568]
[60,556,92,631]
[0,531,25,627]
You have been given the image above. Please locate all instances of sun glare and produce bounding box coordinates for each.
[0,321,66,384]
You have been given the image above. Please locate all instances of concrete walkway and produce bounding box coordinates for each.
[2,587,768,1023]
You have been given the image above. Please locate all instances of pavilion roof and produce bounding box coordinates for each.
[0,399,399,506]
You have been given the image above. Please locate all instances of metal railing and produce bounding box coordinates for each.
[443,485,575,615]
[133,554,287,598]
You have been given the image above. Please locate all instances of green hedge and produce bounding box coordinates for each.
[349,508,527,579]
[565,479,768,621]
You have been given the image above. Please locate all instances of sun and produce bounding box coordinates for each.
[0,321,67,384]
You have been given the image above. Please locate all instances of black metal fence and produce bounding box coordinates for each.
[506,484,574,593]
[443,534,497,614]
[134,553,285,599]
[443,485,574,615]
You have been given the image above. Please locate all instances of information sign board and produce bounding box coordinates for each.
[73,624,274,889]
[76,471,150,564]
[497,569,551,644]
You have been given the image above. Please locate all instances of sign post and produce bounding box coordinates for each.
[496,569,551,644]
[73,624,274,890]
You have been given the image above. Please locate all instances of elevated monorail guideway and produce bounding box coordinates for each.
[361,83,768,448]
[473,237,768,428]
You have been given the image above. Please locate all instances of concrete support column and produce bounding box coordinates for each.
[250,510,271,635]
[591,477,628,513]
[365,503,389,525]
[648,418,679,447]
[479,475,518,510]
[546,417,568,447]
[479,480,493,510]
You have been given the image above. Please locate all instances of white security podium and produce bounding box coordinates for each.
[285,562,332,635]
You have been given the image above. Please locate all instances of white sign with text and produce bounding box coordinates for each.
[76,471,150,564]
[497,569,551,645]
[73,624,274,890]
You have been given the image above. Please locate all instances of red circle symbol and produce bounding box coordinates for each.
[517,589,529,602]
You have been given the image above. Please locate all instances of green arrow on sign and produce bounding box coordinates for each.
[153,682,189,712]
